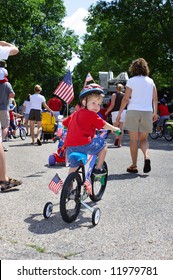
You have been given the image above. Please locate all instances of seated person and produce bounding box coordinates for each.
[157,98,170,131]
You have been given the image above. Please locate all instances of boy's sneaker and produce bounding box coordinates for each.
[93,168,107,176]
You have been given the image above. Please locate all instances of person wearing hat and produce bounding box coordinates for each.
[62,83,121,179]
[157,98,170,132]
[47,95,63,121]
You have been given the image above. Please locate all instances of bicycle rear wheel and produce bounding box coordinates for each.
[60,172,82,223]
[20,127,26,140]
[90,161,108,202]
[164,124,173,141]
[15,127,20,138]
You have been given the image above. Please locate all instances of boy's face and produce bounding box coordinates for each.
[86,95,103,113]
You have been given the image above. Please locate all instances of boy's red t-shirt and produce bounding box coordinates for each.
[9,110,14,121]
[63,108,106,147]
[158,104,170,116]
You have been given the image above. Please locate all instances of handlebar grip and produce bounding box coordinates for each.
[115,130,121,136]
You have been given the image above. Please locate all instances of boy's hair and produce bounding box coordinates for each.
[81,92,104,108]
[86,92,104,101]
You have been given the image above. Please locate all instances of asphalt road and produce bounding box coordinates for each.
[0,132,173,260]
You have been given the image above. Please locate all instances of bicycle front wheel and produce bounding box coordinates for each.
[60,172,82,223]
[164,124,173,141]
[149,122,159,139]
[20,127,26,140]
[90,161,108,202]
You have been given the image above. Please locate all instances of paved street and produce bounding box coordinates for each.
[0,133,173,260]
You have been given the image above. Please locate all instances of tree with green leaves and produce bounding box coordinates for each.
[0,0,79,104]
[74,0,173,100]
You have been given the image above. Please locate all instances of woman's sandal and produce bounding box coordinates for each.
[0,178,22,191]
[127,165,138,173]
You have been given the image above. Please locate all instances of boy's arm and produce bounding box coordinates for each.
[103,122,121,133]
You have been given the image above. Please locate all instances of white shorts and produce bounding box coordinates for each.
[111,110,127,123]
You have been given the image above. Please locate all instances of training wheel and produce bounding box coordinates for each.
[49,155,56,166]
[43,202,53,218]
[92,208,101,226]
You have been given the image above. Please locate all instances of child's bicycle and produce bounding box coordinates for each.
[43,129,120,226]
[149,118,173,141]
[8,117,27,140]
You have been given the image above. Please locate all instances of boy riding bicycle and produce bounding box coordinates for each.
[62,83,121,176]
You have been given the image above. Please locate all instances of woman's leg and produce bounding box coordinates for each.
[129,131,139,166]
[30,120,35,144]
[139,132,149,159]
[0,143,7,181]
[139,131,151,172]
[37,121,42,141]
[117,121,124,146]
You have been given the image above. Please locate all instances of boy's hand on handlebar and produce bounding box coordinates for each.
[114,129,121,136]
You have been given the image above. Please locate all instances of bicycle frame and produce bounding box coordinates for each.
[71,129,108,185]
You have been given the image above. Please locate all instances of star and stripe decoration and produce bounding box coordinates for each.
[54,70,74,104]
[84,178,93,195]
[48,173,63,195]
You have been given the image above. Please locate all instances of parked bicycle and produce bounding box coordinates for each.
[149,118,173,141]
[8,117,27,140]
[43,129,118,226]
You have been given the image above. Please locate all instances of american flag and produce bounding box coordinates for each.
[84,178,93,195]
[83,72,95,87]
[48,174,63,195]
[54,70,74,104]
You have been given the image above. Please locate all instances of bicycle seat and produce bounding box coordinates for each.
[69,152,87,165]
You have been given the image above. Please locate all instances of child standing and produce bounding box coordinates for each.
[62,84,121,176]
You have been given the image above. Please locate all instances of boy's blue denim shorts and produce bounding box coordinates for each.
[66,137,106,167]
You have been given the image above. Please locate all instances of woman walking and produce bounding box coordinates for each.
[116,58,158,173]
[105,83,126,147]
[29,85,53,145]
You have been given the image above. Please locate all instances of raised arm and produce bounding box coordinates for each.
[0,41,19,56]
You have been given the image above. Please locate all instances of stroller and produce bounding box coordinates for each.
[41,110,57,141]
